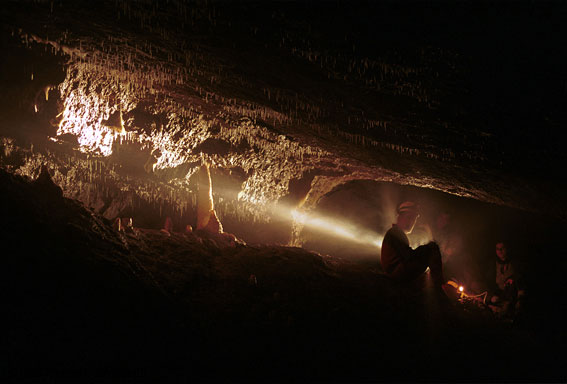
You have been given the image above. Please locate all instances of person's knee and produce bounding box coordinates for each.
[426,242,441,255]
[427,244,442,262]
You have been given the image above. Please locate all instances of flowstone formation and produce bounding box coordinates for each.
[1,1,566,245]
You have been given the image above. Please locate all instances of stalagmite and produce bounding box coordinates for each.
[196,163,223,233]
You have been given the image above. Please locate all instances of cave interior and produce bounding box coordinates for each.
[1,1,566,382]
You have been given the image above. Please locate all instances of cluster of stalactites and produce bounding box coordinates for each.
[26,20,370,231]
[56,64,136,156]
[54,62,338,219]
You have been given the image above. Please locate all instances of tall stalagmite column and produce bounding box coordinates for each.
[196,164,223,233]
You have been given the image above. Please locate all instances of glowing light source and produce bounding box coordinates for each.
[459,286,464,292]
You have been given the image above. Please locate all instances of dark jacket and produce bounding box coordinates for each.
[381,225,412,274]
[381,225,437,274]
[486,257,525,295]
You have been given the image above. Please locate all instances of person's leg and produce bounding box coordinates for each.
[503,283,519,318]
[390,255,428,283]
[414,243,445,288]
[426,243,446,288]
[389,243,446,287]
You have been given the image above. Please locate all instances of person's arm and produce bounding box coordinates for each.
[413,241,439,260]
[393,238,415,262]
[485,261,497,293]
[512,260,527,293]
[381,231,413,273]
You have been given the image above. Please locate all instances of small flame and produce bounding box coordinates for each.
[459,286,464,292]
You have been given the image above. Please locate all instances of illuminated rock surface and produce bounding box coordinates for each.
[1,1,566,381]
[1,1,566,242]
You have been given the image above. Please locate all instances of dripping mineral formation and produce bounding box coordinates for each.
[1,1,566,382]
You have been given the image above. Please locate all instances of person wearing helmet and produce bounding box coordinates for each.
[381,201,446,290]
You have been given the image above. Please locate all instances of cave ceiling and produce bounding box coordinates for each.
[1,0,566,232]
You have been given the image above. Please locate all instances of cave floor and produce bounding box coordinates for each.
[1,169,564,382]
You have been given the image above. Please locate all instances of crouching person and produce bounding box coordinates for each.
[381,201,447,292]
[487,241,526,321]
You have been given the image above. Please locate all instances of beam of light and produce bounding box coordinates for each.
[291,209,383,248]
[235,193,385,250]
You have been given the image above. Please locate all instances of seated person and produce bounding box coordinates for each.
[486,241,526,320]
[381,201,446,291]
